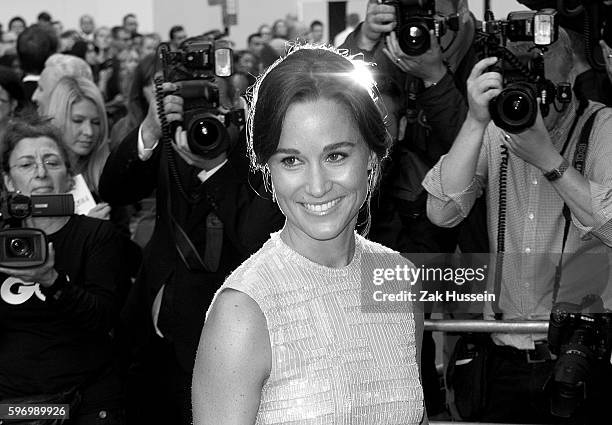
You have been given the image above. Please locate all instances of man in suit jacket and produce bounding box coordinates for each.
[99,79,283,425]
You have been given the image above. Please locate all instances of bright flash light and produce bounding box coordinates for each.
[348,57,388,123]
[349,59,376,95]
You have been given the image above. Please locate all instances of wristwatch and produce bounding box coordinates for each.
[543,157,570,181]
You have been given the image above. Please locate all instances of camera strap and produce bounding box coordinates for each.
[552,105,606,304]
[161,143,223,273]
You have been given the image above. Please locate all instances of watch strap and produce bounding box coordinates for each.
[543,157,569,181]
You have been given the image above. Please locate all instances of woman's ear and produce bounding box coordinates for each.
[3,173,15,192]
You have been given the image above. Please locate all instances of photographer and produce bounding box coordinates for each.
[98,41,283,425]
[341,0,488,253]
[341,0,488,415]
[0,116,129,423]
[423,28,612,423]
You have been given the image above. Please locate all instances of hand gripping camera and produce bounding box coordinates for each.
[158,35,245,159]
[0,193,74,268]
[547,295,612,418]
[476,9,573,133]
[383,0,459,56]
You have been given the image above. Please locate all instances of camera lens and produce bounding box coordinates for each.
[186,113,228,158]
[502,93,531,122]
[398,20,430,56]
[191,119,220,148]
[8,237,33,258]
[490,83,537,134]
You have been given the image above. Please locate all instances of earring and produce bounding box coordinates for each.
[367,163,377,195]
[271,183,277,203]
[263,166,276,202]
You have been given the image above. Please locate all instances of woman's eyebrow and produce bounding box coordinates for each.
[322,141,355,152]
[274,148,300,155]
[274,142,357,155]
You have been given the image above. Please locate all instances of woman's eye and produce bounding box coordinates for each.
[281,156,300,167]
[327,152,347,162]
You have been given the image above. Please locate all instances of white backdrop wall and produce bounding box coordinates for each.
[0,0,154,35]
[1,0,528,50]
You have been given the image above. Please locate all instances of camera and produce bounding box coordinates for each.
[520,0,612,71]
[383,0,458,56]
[547,295,612,418]
[476,9,572,133]
[159,36,245,158]
[0,193,74,268]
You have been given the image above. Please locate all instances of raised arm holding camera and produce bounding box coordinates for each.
[98,35,283,425]
[423,19,612,423]
[341,0,487,254]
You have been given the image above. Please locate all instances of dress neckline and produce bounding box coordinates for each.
[270,231,363,277]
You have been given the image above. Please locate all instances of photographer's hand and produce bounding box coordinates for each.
[434,57,501,196]
[502,109,560,172]
[504,109,599,229]
[0,242,58,288]
[172,125,228,171]
[141,81,183,148]
[358,0,396,51]
[466,57,502,125]
[383,30,446,85]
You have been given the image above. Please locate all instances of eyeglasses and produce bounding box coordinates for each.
[10,158,65,174]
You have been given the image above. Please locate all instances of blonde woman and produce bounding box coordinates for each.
[47,76,111,219]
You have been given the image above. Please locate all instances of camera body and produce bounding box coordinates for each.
[0,193,74,268]
[547,296,612,417]
[383,0,458,56]
[159,36,244,159]
[476,9,571,133]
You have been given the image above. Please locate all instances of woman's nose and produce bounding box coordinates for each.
[306,164,332,198]
[81,121,93,136]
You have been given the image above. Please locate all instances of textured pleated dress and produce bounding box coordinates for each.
[209,231,424,424]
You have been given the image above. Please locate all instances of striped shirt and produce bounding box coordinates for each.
[423,100,612,349]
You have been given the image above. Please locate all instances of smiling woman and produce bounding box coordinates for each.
[192,45,427,425]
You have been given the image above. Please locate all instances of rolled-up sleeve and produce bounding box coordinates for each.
[422,155,486,228]
[572,181,612,245]
[573,109,612,246]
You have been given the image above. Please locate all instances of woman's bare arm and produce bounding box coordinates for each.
[192,288,272,425]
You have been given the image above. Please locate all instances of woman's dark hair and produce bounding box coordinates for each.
[1,112,72,174]
[249,46,390,171]
[126,53,159,125]
[0,65,25,110]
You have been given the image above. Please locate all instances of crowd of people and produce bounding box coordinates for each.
[0,1,611,424]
